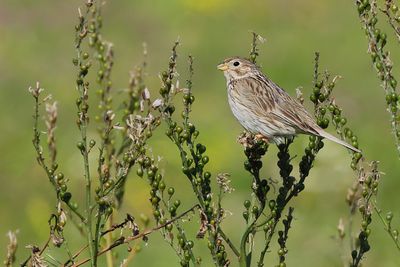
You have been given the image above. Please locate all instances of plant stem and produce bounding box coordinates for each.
[218,227,240,257]
[105,217,114,267]
[258,218,279,266]
[93,211,103,267]
[374,205,400,251]
[72,204,200,267]
[80,121,94,266]
[74,4,95,264]
[239,221,255,267]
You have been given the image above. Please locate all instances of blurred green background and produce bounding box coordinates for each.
[1,0,400,266]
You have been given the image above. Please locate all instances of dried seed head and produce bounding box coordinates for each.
[4,230,18,267]
[28,82,44,98]
[216,173,234,194]
[26,245,47,267]
[337,218,345,239]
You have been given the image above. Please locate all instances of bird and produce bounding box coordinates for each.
[217,57,361,153]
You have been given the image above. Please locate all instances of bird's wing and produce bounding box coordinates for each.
[247,75,320,135]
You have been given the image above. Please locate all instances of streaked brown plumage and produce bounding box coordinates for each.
[217,57,360,153]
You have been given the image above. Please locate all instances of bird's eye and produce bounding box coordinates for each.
[233,61,240,67]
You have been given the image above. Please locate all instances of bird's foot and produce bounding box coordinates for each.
[237,132,251,146]
[237,132,269,147]
[237,132,260,147]
[255,134,269,144]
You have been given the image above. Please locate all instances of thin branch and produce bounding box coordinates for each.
[373,205,400,251]
[218,228,240,257]
[70,205,200,267]
[20,236,51,267]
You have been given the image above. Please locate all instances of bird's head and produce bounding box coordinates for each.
[217,57,257,81]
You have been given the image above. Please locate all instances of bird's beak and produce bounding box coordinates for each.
[217,63,228,71]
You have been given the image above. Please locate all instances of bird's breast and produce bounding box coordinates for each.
[227,84,257,131]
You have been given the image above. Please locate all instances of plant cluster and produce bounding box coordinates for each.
[3,1,400,267]
[356,0,400,155]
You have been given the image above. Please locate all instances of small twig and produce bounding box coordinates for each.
[63,214,134,266]
[373,205,400,251]
[20,235,51,267]
[380,3,400,42]
[218,228,240,257]
[101,214,134,236]
[355,0,400,156]
[249,31,265,63]
[70,204,200,267]
[63,245,88,266]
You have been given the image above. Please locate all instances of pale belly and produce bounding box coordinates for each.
[227,90,296,143]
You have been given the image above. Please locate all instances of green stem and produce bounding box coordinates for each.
[374,205,400,251]
[159,197,197,265]
[80,123,94,267]
[105,218,114,267]
[93,130,110,266]
[66,202,86,222]
[76,49,94,267]
[93,213,104,266]
[74,6,95,264]
[239,221,256,267]
[258,218,279,266]
[176,222,198,265]
[218,228,240,257]
[166,117,222,266]
[358,5,400,155]
[32,94,86,223]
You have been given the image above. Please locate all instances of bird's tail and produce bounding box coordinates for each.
[317,129,361,153]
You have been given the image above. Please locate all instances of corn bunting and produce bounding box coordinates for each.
[217,57,360,153]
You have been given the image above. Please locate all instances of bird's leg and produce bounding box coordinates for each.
[255,133,269,143]
[237,131,254,147]
[238,132,269,147]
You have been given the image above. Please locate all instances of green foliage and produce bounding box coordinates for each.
[355,0,400,155]
[3,1,400,267]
